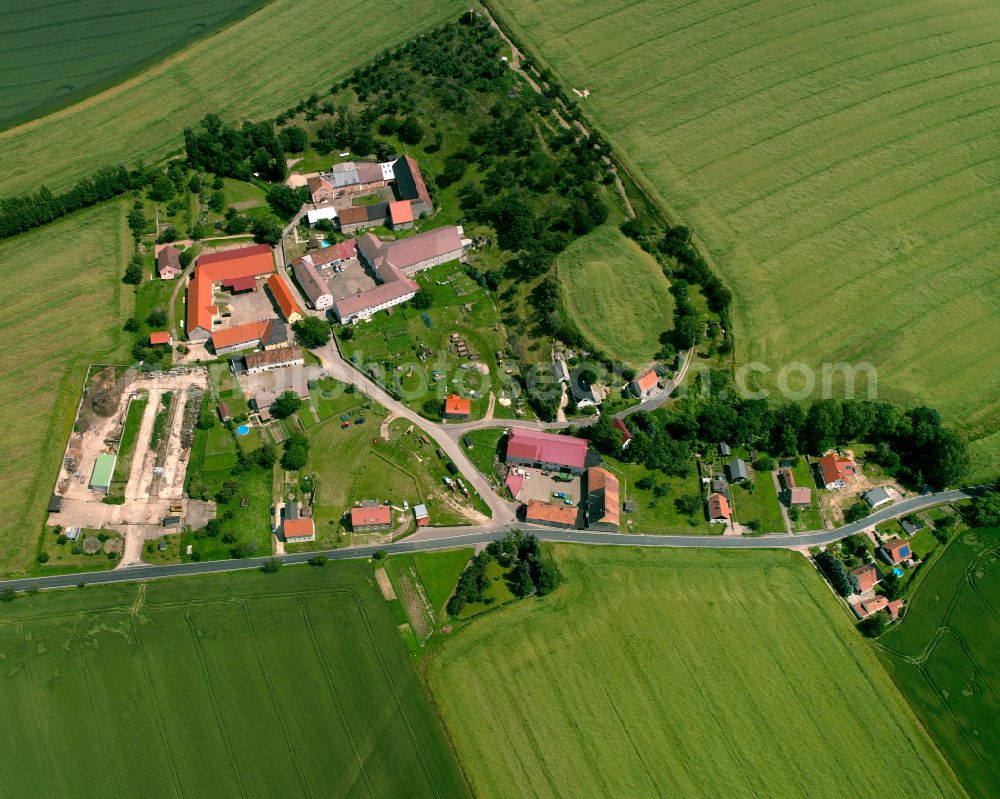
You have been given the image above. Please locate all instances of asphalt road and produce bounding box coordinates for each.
[0,489,972,594]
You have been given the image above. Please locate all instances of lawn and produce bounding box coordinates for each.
[0,0,264,130]
[557,223,673,367]
[427,545,963,798]
[0,0,463,197]
[0,563,470,798]
[0,202,131,577]
[491,0,1000,479]
[460,428,506,489]
[730,469,786,533]
[877,527,1000,798]
[600,455,713,534]
[108,395,148,496]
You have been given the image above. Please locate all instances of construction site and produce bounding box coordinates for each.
[48,366,215,563]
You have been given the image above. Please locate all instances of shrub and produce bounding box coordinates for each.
[0,588,15,602]
[308,555,328,567]
[36,552,49,564]
[261,558,283,573]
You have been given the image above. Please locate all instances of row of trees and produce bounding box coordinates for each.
[585,391,969,488]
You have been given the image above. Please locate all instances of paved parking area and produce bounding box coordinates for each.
[515,467,582,505]
[217,285,277,326]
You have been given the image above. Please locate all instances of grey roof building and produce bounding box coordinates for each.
[726,458,748,482]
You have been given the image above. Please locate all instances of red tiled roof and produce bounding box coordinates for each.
[334,239,357,261]
[197,244,274,282]
[186,273,216,335]
[389,200,414,224]
[149,331,170,345]
[445,394,471,417]
[157,245,181,276]
[211,320,270,351]
[283,518,314,539]
[506,428,588,470]
[887,599,905,620]
[850,563,878,593]
[334,276,416,321]
[789,487,811,505]
[245,346,303,370]
[267,273,302,321]
[634,369,658,393]
[818,452,854,485]
[707,492,731,519]
[226,274,257,292]
[852,595,889,619]
[612,417,632,443]
[525,500,578,527]
[587,467,620,528]
[351,505,391,527]
[505,472,524,499]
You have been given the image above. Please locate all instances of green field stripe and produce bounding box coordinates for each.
[681,53,1000,179]
[237,599,312,798]
[297,596,376,798]
[182,606,250,799]
[639,3,989,137]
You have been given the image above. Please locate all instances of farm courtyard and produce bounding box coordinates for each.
[491,0,1000,480]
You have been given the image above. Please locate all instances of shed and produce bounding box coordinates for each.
[623,500,637,513]
[719,442,731,456]
[864,487,892,509]
[48,494,63,513]
[726,458,748,483]
[89,453,116,491]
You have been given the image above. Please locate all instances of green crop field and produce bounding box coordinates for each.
[0,565,470,797]
[0,202,130,577]
[877,527,1000,798]
[491,0,1000,479]
[0,0,264,130]
[557,223,673,367]
[0,0,462,197]
[428,545,962,798]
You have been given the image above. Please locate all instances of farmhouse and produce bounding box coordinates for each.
[351,502,392,532]
[388,200,414,230]
[505,428,589,475]
[850,563,880,594]
[244,346,304,374]
[851,595,889,620]
[308,160,392,203]
[570,371,599,408]
[524,500,579,529]
[185,244,275,339]
[443,394,471,420]
[779,468,811,507]
[707,492,731,523]
[393,154,433,217]
[292,256,334,311]
[267,273,302,323]
[880,537,912,565]
[586,467,619,531]
[156,245,182,279]
[816,451,855,489]
[504,472,524,500]
[283,518,315,542]
[864,487,893,509]
[631,369,659,399]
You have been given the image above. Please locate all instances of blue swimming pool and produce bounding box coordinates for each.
[320,239,331,248]
[237,424,250,436]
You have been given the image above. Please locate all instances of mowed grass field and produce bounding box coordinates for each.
[427,545,963,798]
[877,527,1000,798]
[0,0,462,196]
[0,202,130,576]
[0,0,263,130]
[557,223,673,366]
[492,0,1000,479]
[0,564,470,798]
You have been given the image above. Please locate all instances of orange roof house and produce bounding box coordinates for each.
[186,245,275,340]
[707,492,731,522]
[631,369,659,399]
[817,452,855,489]
[186,273,218,339]
[443,394,471,420]
[880,537,912,565]
[149,331,170,346]
[283,518,315,541]
[350,504,392,531]
[524,500,579,529]
[849,563,879,594]
[267,273,303,323]
[587,467,620,531]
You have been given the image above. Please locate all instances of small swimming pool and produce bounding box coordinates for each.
[237,424,251,436]
[892,567,903,577]
[320,239,331,248]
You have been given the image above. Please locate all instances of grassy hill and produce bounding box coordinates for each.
[0,202,131,577]
[0,564,470,797]
[877,526,1000,798]
[490,0,1000,480]
[427,544,963,798]
[557,223,673,367]
[0,0,462,197]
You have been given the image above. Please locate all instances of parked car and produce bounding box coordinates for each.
[340,421,350,429]
[403,500,409,511]
[552,492,566,499]
[563,499,574,506]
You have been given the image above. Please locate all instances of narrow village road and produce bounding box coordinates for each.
[0,489,974,593]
